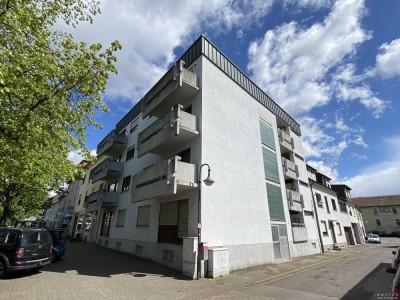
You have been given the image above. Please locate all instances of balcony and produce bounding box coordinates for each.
[137,105,199,158]
[90,158,123,183]
[142,60,199,118]
[287,190,303,212]
[97,130,127,157]
[131,156,197,202]
[282,158,298,180]
[291,224,308,242]
[85,190,119,212]
[278,129,294,153]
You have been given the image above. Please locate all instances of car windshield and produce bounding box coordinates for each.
[369,234,379,238]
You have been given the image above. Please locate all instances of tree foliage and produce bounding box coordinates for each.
[0,0,121,225]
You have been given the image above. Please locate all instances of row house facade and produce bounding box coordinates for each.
[352,194,400,234]
[307,165,365,252]
[71,35,323,279]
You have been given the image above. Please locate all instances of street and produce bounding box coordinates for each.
[0,238,397,300]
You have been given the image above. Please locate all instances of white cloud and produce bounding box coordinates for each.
[307,160,338,181]
[343,136,400,196]
[67,149,97,164]
[284,0,334,9]
[247,0,388,118]
[58,0,273,104]
[374,38,400,78]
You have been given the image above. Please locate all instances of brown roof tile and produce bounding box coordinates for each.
[352,195,400,207]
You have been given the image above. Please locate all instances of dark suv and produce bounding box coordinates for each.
[0,227,53,278]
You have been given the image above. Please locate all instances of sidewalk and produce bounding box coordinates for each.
[212,243,375,289]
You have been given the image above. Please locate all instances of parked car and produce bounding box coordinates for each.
[367,234,381,244]
[0,228,52,278]
[48,229,66,261]
[393,247,400,270]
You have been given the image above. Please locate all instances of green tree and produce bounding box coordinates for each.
[0,0,121,225]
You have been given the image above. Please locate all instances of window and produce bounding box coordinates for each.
[259,120,275,150]
[321,221,328,236]
[395,219,400,226]
[78,194,82,205]
[137,205,151,226]
[116,209,126,227]
[349,207,353,216]
[331,199,337,211]
[108,181,118,192]
[339,201,347,213]
[0,231,17,245]
[393,207,398,215]
[266,183,285,222]
[316,193,323,207]
[158,199,189,244]
[262,148,280,183]
[376,219,381,227]
[325,196,330,213]
[126,147,135,161]
[130,124,138,134]
[336,222,342,235]
[100,212,113,236]
[122,176,131,192]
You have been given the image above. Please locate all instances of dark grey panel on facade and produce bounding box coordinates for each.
[262,148,280,183]
[267,183,286,222]
[260,120,276,150]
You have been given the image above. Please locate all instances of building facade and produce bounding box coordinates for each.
[76,36,325,278]
[352,195,400,234]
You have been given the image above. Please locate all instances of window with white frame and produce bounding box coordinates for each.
[316,193,323,207]
[373,207,378,215]
[395,219,400,226]
[321,221,328,236]
[376,219,381,227]
[331,199,337,211]
[116,209,126,227]
[126,147,135,161]
[336,222,342,235]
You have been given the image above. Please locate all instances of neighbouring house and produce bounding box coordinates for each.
[75,35,324,279]
[352,194,400,234]
[331,184,366,245]
[307,165,348,252]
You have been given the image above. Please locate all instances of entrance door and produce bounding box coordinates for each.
[329,221,337,244]
[271,225,290,261]
[344,227,355,245]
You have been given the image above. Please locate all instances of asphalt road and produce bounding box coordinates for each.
[237,240,397,300]
[0,239,397,299]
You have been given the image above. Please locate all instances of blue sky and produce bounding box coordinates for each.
[64,0,400,197]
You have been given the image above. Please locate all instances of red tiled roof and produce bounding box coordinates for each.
[352,195,400,207]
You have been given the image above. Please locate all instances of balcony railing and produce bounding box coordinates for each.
[137,104,199,157]
[282,158,298,180]
[97,130,127,158]
[287,190,303,212]
[131,156,197,202]
[142,60,199,118]
[90,158,123,183]
[278,129,294,152]
[291,224,308,242]
[85,189,119,212]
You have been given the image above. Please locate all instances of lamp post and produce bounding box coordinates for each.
[197,163,214,279]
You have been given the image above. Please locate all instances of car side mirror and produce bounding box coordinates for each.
[386,267,397,274]
[393,251,397,255]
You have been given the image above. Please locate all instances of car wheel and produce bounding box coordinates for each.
[0,259,7,278]
[51,251,56,262]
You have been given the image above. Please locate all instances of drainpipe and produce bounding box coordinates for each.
[310,181,324,253]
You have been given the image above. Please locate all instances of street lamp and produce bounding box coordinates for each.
[197,163,214,279]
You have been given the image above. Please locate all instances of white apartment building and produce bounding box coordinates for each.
[78,36,322,278]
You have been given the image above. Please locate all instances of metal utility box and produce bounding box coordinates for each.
[208,247,229,278]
